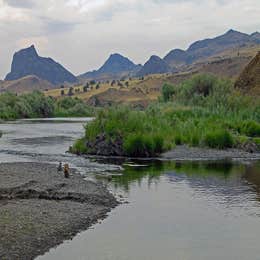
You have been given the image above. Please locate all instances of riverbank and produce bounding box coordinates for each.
[161,145,260,161]
[71,75,260,158]
[0,162,118,260]
[85,145,260,163]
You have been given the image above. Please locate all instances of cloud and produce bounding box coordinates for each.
[3,0,35,9]
[0,0,31,22]
[0,0,259,78]
[40,17,78,34]
[17,36,49,51]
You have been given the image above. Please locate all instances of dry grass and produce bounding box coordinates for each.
[44,76,163,104]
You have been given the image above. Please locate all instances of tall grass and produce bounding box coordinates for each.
[74,74,260,157]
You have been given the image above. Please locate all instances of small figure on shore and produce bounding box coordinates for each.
[64,163,70,178]
[57,162,62,172]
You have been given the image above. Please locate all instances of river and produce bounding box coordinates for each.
[1,118,260,260]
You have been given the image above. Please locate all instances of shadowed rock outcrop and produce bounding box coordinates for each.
[5,45,77,85]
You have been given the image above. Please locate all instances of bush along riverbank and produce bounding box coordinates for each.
[0,91,94,120]
[71,74,260,158]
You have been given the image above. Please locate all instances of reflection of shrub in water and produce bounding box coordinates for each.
[204,162,233,176]
[111,161,241,192]
[242,162,260,196]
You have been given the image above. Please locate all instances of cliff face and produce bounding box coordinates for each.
[5,45,77,85]
[235,51,260,95]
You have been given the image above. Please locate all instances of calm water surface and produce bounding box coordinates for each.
[0,118,260,260]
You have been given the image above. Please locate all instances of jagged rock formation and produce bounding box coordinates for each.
[235,51,260,95]
[79,53,141,80]
[5,45,77,85]
[136,55,172,76]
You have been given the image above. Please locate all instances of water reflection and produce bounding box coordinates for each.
[105,160,260,212]
[243,162,260,201]
[39,160,260,260]
[108,160,242,191]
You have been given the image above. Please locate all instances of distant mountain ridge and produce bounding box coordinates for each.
[79,53,141,80]
[79,29,260,80]
[5,45,77,85]
[3,29,260,89]
[164,29,260,69]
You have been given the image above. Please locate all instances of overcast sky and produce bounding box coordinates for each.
[0,0,259,79]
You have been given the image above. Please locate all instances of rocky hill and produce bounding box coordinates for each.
[164,29,260,69]
[235,51,260,95]
[80,29,260,80]
[0,75,55,94]
[5,45,77,85]
[79,53,141,81]
[136,55,172,77]
[164,49,190,68]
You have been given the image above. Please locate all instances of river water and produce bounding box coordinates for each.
[1,118,260,260]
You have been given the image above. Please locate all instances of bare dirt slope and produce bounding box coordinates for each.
[0,75,55,94]
[235,51,260,95]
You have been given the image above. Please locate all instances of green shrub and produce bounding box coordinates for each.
[161,83,176,102]
[240,121,260,137]
[123,134,164,157]
[253,137,260,149]
[204,129,234,149]
[71,138,88,154]
[153,135,164,154]
[123,134,151,157]
[191,133,200,146]
[174,135,182,145]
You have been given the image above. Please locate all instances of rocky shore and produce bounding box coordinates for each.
[0,162,118,260]
[161,145,260,161]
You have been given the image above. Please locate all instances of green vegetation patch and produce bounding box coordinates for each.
[203,129,234,149]
[0,91,94,120]
[73,74,260,157]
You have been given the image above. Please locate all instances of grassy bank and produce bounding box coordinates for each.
[72,74,260,157]
[0,91,94,120]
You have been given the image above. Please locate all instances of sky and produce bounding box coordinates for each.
[0,0,259,79]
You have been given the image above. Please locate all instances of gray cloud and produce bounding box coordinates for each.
[40,17,78,34]
[0,0,260,79]
[3,0,35,8]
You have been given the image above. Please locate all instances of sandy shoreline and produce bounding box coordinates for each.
[0,162,118,260]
